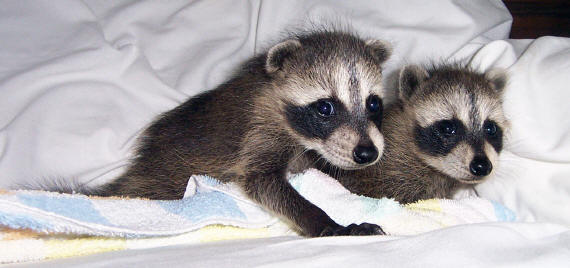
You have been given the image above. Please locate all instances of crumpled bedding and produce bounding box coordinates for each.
[0,169,516,263]
[0,0,569,267]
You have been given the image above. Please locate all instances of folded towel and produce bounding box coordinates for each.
[290,169,516,235]
[0,168,515,263]
[0,176,281,238]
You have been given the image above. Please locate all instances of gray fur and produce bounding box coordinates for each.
[93,30,391,237]
[335,64,508,203]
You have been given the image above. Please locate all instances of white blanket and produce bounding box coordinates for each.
[1,0,569,267]
[35,223,570,268]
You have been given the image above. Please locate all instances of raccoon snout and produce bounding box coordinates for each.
[353,145,378,164]
[469,156,492,177]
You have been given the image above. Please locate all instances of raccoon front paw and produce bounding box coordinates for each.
[319,223,385,237]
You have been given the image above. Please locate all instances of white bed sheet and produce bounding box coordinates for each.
[0,0,511,190]
[1,0,569,267]
[20,223,570,268]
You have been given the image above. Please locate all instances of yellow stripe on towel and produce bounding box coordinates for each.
[405,199,443,212]
[196,225,272,242]
[45,237,127,260]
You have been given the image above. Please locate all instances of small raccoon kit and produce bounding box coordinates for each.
[96,31,392,237]
[336,64,508,203]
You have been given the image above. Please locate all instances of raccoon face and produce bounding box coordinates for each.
[399,65,508,183]
[265,32,391,170]
[285,94,385,170]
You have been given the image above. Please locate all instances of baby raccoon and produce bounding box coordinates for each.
[97,31,392,237]
[335,64,508,203]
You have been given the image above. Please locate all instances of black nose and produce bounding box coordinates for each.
[353,145,378,164]
[469,156,492,177]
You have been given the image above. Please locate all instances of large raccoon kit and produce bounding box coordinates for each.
[98,31,392,237]
[336,64,508,203]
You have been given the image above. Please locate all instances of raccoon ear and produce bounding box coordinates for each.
[266,39,302,73]
[399,65,429,101]
[485,68,507,93]
[365,39,392,64]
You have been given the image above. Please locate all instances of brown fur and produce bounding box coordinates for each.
[97,30,391,237]
[335,64,508,203]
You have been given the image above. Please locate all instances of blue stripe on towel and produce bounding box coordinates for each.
[0,211,54,231]
[359,195,401,216]
[491,201,516,222]
[158,191,246,222]
[17,193,110,225]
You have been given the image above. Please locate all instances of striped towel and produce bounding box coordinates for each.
[0,168,515,263]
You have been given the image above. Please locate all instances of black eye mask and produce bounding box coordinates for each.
[285,98,346,140]
[414,118,466,156]
[366,95,383,129]
[414,118,504,156]
[482,119,503,153]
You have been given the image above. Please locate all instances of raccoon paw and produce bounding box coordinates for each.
[319,223,385,237]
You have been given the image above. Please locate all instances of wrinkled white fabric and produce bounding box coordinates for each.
[464,37,570,225]
[0,0,511,190]
[29,223,570,268]
[2,1,570,266]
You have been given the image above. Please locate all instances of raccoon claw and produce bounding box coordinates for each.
[320,223,385,237]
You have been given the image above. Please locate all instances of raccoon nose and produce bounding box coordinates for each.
[469,156,492,177]
[353,145,378,164]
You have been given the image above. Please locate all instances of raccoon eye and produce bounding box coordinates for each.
[366,95,382,114]
[437,120,456,136]
[314,99,335,116]
[484,121,497,136]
